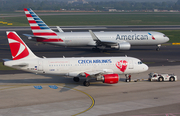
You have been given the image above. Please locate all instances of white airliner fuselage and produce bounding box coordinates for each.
[52,31,168,47]
[5,57,148,76]
[24,8,169,51]
[4,31,148,86]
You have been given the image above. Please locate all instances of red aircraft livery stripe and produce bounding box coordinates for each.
[28,20,37,23]
[26,14,32,17]
[33,33,57,36]
[36,38,63,42]
[24,8,28,11]
[31,26,41,29]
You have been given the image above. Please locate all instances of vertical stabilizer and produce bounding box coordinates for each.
[7,31,38,60]
[24,8,55,35]
[24,8,63,42]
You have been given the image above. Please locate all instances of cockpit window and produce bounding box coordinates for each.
[163,35,167,37]
[138,61,142,64]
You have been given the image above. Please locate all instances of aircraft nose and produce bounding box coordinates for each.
[143,64,149,71]
[165,37,170,42]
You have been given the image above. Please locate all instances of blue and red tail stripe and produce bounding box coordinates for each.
[24,8,63,42]
[24,8,51,31]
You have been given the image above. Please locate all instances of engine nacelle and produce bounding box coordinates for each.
[97,74,120,84]
[111,42,131,50]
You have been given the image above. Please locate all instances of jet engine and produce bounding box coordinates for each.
[111,42,131,50]
[97,74,120,84]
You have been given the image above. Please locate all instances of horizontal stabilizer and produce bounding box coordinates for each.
[12,63,28,67]
[2,59,11,62]
[23,34,34,37]
[23,34,48,39]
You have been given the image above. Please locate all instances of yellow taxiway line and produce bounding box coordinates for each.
[0,83,95,116]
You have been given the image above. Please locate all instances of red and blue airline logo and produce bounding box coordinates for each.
[148,33,155,40]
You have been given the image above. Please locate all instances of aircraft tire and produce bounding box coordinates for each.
[92,48,100,52]
[83,81,90,86]
[156,48,160,51]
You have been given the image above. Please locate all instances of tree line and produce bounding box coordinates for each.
[0,0,180,11]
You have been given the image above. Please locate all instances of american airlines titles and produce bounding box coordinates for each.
[78,59,112,64]
[116,34,148,40]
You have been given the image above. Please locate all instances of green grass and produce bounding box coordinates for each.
[0,12,180,43]
[1,13,180,26]
[0,62,16,70]
[159,30,180,43]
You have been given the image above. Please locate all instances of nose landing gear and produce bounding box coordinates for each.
[156,44,161,51]
[125,74,131,82]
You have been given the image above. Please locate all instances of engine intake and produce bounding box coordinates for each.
[111,42,131,50]
[97,74,120,84]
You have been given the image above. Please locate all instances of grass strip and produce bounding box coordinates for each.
[1,13,180,26]
[0,62,16,70]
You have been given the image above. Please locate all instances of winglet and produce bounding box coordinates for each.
[89,30,99,41]
[57,26,64,32]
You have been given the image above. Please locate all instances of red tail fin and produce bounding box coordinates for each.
[7,31,38,60]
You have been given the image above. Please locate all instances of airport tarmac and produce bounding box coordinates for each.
[0,65,180,116]
[0,29,180,115]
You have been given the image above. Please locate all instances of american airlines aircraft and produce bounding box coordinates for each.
[3,31,148,86]
[24,8,169,51]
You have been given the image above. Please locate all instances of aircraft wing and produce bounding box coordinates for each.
[98,40,118,46]
[89,30,117,46]
[79,69,114,77]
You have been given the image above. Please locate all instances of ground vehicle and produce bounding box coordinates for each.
[148,72,177,82]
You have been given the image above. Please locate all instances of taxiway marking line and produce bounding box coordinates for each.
[64,86,95,116]
[0,84,95,116]
[172,43,180,45]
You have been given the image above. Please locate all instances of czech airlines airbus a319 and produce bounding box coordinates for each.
[4,31,148,86]
[24,8,169,51]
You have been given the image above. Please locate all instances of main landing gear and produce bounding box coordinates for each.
[156,44,161,51]
[92,47,107,52]
[125,74,131,82]
[92,47,100,52]
[73,77,91,86]
[83,81,90,86]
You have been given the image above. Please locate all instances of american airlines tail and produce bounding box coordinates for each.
[24,8,63,42]
[6,31,38,60]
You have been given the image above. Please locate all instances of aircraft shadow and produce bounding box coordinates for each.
[0,73,120,92]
